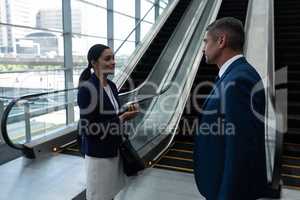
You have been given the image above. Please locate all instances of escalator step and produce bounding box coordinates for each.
[282,175,300,189]
[154,156,193,173]
[282,156,300,166]
[165,149,193,159]
[288,103,300,115]
[284,143,300,157]
[282,164,300,176]
[154,163,194,173]
[172,142,194,151]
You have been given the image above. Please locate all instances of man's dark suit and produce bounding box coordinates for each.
[193,57,268,200]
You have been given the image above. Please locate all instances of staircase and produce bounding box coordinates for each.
[275,0,300,190]
[153,0,249,173]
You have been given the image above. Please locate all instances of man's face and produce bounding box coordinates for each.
[203,31,221,64]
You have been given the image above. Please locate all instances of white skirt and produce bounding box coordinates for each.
[85,153,126,200]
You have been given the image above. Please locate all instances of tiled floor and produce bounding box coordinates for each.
[116,168,300,200]
[116,168,205,200]
[0,154,86,200]
[1,154,300,200]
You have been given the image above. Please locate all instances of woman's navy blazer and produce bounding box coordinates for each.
[77,73,122,158]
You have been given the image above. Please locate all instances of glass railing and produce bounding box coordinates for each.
[0,88,78,151]
[124,0,218,158]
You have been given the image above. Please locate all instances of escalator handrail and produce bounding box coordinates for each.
[0,87,78,150]
[268,0,283,190]
[133,0,222,156]
[244,0,282,191]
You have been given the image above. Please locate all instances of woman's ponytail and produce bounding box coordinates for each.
[78,64,92,85]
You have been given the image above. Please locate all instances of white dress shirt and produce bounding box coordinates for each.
[104,84,119,113]
[218,54,244,78]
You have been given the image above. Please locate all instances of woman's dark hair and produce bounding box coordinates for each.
[78,44,110,84]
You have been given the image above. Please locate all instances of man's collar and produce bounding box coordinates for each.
[218,54,244,78]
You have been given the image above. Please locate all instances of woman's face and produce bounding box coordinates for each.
[94,48,116,75]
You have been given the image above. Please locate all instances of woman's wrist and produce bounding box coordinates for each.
[119,114,125,123]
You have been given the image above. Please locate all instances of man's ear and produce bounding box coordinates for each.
[218,33,227,49]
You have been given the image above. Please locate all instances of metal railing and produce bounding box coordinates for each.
[268,0,284,191]
[0,88,78,150]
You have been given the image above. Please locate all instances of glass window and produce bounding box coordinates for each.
[140,21,153,40]
[0,26,64,71]
[140,1,155,24]
[141,0,154,19]
[79,0,106,8]
[114,0,135,17]
[72,35,107,64]
[0,0,62,31]
[159,0,168,15]
[143,7,155,24]
[71,0,107,37]
[73,68,85,89]
[114,13,135,41]
[160,0,168,7]
[114,40,135,67]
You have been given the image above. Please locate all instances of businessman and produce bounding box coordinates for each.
[193,17,268,200]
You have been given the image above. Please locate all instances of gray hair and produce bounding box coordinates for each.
[207,17,244,52]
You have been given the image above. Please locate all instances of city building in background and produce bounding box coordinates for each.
[36,8,82,33]
[0,0,168,97]
[0,0,33,54]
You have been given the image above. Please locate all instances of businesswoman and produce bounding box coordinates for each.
[77,44,138,200]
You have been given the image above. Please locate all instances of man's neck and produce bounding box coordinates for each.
[217,51,242,69]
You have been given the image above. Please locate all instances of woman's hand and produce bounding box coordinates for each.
[119,103,139,122]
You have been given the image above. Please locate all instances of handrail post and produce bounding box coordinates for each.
[0,100,4,143]
[24,102,31,143]
[155,0,160,21]
[0,100,3,114]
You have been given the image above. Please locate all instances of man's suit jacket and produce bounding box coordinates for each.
[77,73,122,158]
[193,57,268,200]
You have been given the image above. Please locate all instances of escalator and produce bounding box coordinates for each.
[275,0,300,189]
[0,0,206,159]
[57,0,194,156]
[153,0,249,173]
[119,0,191,93]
